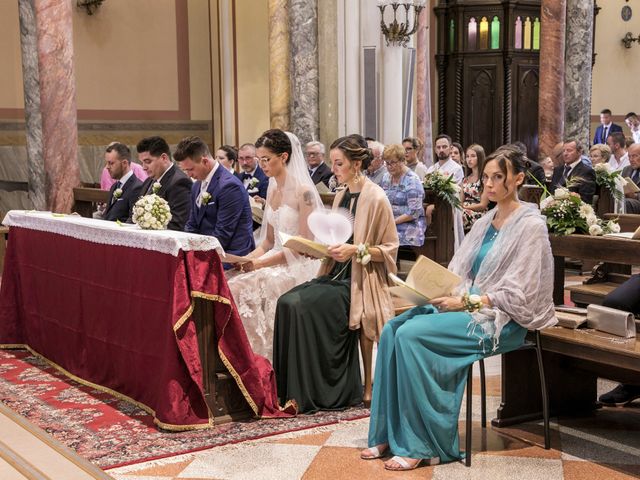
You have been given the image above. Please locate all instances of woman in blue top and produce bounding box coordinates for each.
[380,144,427,247]
[361,146,557,471]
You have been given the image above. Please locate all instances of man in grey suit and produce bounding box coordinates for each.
[621,143,640,214]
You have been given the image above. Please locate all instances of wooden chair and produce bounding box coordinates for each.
[464,330,550,466]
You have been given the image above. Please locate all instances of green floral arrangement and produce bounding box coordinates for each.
[540,187,619,236]
[594,163,626,203]
[423,171,462,209]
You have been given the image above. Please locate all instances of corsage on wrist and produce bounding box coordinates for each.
[355,243,371,265]
[462,293,483,313]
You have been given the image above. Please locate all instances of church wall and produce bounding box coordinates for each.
[591,0,640,139]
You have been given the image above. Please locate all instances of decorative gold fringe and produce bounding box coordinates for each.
[0,345,213,431]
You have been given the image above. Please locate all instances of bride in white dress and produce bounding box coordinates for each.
[226,129,323,361]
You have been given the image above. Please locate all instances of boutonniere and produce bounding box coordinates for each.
[113,188,123,199]
[201,191,212,206]
[152,181,162,194]
[248,177,260,189]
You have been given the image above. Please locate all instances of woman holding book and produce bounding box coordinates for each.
[273,134,399,413]
[361,146,557,471]
[461,144,489,232]
[226,129,322,361]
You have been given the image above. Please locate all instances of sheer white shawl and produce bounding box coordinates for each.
[448,203,557,349]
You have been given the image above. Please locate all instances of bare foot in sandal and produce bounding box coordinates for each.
[384,455,440,471]
[360,443,389,460]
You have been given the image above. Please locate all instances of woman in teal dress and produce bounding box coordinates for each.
[273,134,399,413]
[362,146,557,470]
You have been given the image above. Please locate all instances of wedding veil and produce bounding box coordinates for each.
[255,131,323,261]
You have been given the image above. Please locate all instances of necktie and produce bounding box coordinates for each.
[563,165,571,181]
[633,169,640,185]
[603,126,608,142]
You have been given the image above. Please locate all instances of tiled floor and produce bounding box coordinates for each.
[106,365,640,480]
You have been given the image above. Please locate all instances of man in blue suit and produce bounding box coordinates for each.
[174,136,255,261]
[102,143,143,222]
[236,143,269,200]
[593,108,623,145]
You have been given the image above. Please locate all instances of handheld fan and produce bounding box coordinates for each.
[307,208,354,245]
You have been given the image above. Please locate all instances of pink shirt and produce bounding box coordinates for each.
[100,162,148,190]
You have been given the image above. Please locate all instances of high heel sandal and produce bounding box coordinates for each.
[360,445,388,460]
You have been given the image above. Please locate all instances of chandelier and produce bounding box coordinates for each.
[377,0,426,48]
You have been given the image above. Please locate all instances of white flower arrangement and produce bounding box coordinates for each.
[152,181,162,194]
[355,243,371,265]
[132,194,172,230]
[540,188,618,236]
[201,191,212,206]
[594,162,626,202]
[423,171,462,209]
[113,188,123,200]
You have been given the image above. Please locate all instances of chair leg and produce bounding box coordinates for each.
[479,358,486,428]
[535,331,551,449]
[465,364,473,467]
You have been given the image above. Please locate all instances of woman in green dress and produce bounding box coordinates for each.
[273,134,399,413]
[362,146,557,470]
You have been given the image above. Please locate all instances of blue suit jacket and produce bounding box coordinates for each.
[593,123,623,145]
[104,174,143,222]
[235,165,269,199]
[185,166,255,257]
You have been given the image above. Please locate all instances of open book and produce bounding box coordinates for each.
[279,232,329,259]
[388,255,462,306]
[605,225,640,240]
[249,196,264,224]
[623,177,640,195]
[315,181,331,194]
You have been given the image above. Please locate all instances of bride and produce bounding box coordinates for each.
[226,129,323,361]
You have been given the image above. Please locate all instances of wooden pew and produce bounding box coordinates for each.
[518,185,543,205]
[0,226,8,276]
[413,190,454,265]
[594,187,615,218]
[73,187,109,218]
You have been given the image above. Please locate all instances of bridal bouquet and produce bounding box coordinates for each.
[540,187,619,236]
[594,163,626,202]
[132,194,172,230]
[423,171,462,209]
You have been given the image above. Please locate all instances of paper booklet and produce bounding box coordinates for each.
[279,232,329,259]
[315,181,331,194]
[249,196,264,223]
[623,177,640,195]
[388,255,462,306]
[605,225,640,240]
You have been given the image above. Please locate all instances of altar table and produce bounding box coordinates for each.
[0,211,286,430]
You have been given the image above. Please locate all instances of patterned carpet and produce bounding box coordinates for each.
[0,349,369,469]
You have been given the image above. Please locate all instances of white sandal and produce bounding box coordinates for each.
[360,445,387,460]
[384,455,440,471]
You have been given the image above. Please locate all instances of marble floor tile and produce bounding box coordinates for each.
[557,424,640,465]
[323,419,370,449]
[271,431,333,446]
[176,443,321,480]
[562,461,640,480]
[432,456,564,480]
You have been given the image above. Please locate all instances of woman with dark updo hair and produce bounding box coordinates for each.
[273,134,399,413]
[362,146,556,471]
[216,145,238,173]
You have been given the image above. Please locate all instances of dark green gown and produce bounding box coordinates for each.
[273,190,362,413]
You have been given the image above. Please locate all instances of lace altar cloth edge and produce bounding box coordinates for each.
[2,211,224,257]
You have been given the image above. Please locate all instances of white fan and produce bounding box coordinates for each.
[307,208,354,245]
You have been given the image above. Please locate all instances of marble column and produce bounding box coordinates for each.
[289,0,319,146]
[382,46,403,145]
[18,0,45,211]
[416,8,433,166]
[317,0,338,147]
[564,0,594,148]
[31,0,80,213]
[538,0,566,160]
[268,0,290,130]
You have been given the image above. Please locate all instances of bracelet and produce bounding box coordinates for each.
[355,243,371,265]
[462,292,483,313]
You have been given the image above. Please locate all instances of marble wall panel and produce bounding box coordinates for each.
[268,0,290,130]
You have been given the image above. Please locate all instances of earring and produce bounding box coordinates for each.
[353,171,361,184]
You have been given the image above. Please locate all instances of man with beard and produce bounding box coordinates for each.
[425,134,464,184]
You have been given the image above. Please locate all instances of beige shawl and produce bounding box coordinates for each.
[318,178,399,341]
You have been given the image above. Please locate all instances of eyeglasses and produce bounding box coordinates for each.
[404,147,414,152]
[385,160,403,166]
[258,153,282,165]
[306,152,322,157]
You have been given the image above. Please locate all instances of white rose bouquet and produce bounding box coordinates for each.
[540,187,618,236]
[132,194,172,230]
[423,171,462,209]
[594,163,626,203]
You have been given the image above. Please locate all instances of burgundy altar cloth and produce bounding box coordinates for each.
[0,227,292,430]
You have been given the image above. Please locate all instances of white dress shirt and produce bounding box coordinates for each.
[426,157,465,184]
[608,152,630,172]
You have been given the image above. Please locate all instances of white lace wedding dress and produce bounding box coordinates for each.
[226,204,321,361]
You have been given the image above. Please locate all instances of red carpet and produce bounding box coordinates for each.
[0,349,369,469]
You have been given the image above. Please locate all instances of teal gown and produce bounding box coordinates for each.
[367,224,527,463]
[273,191,362,413]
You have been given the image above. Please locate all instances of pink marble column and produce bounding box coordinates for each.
[416,8,433,166]
[36,0,80,212]
[538,0,566,160]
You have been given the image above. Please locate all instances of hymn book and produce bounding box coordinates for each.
[388,255,462,306]
[623,178,640,195]
[605,225,640,240]
[315,181,331,194]
[279,232,330,259]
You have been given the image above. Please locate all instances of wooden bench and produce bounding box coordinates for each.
[0,226,8,276]
[558,215,640,306]
[73,187,109,218]
[494,326,640,426]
